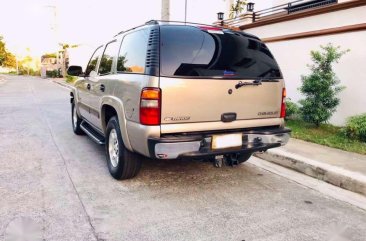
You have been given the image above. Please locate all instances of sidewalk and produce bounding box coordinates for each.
[255,138,366,196]
[52,78,72,89]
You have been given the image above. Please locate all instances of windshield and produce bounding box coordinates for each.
[160,25,282,79]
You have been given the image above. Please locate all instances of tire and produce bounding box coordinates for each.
[105,116,142,180]
[71,103,84,135]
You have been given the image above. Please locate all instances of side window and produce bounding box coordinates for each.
[117,30,149,74]
[98,41,117,75]
[85,47,103,76]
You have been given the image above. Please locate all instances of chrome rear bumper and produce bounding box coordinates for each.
[148,128,291,159]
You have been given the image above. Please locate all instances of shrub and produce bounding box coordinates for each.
[65,75,77,83]
[299,43,349,127]
[343,114,366,142]
[46,70,59,78]
[285,99,300,120]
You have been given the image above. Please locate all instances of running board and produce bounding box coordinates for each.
[80,121,105,145]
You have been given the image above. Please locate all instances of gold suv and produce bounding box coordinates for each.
[67,21,291,180]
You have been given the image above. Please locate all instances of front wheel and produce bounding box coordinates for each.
[105,116,142,180]
[71,103,84,135]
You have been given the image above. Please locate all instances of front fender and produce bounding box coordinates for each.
[69,86,82,116]
[69,86,77,103]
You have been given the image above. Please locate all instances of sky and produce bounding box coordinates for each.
[0,0,229,58]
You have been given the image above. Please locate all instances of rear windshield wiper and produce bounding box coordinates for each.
[235,78,279,89]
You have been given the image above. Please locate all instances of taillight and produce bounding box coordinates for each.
[140,88,161,125]
[280,88,286,118]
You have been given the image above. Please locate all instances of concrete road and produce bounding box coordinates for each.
[0,75,366,241]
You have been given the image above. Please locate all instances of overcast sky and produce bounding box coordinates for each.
[0,0,228,57]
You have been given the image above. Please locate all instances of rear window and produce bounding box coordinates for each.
[160,25,282,79]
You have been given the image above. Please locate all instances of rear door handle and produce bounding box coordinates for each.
[100,84,105,92]
[87,84,91,90]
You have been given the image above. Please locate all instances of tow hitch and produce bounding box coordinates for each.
[226,153,239,166]
[213,154,240,168]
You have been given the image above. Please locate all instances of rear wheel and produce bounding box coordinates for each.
[71,103,84,135]
[237,152,252,163]
[105,116,141,180]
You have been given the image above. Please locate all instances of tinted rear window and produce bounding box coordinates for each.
[160,25,282,79]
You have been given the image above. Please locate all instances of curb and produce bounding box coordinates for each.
[254,149,366,196]
[52,80,72,89]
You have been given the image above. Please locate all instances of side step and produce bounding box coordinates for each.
[80,121,105,145]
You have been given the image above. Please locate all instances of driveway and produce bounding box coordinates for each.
[1,75,366,241]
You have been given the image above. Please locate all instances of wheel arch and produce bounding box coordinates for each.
[101,96,133,151]
[70,87,81,116]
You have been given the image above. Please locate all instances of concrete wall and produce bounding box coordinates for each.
[244,5,366,125]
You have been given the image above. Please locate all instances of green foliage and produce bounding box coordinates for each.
[17,55,39,75]
[342,114,366,142]
[286,119,366,155]
[117,55,131,72]
[42,53,57,58]
[65,75,77,83]
[285,99,300,120]
[0,36,6,65]
[18,67,40,76]
[3,52,16,68]
[0,35,17,68]
[299,43,349,127]
[46,70,60,78]
[229,0,247,19]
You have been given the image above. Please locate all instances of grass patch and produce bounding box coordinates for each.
[286,119,366,155]
[65,75,77,84]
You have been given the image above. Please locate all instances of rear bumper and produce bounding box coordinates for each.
[148,127,291,159]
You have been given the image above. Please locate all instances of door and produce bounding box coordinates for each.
[89,40,119,129]
[79,46,103,124]
[159,25,284,126]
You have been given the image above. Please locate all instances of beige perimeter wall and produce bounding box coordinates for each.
[244,5,366,125]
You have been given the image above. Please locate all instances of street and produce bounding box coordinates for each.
[1,75,366,241]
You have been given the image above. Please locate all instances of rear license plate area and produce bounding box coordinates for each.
[211,133,242,149]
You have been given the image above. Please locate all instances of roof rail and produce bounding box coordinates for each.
[113,19,254,38]
[113,22,151,37]
[145,20,159,25]
[148,19,221,28]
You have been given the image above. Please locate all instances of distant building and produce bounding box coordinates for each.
[223,0,366,125]
[40,52,62,78]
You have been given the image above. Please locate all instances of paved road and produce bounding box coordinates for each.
[1,75,366,241]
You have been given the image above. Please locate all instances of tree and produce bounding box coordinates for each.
[0,35,17,68]
[229,0,247,19]
[299,43,349,127]
[0,36,7,65]
[3,52,16,68]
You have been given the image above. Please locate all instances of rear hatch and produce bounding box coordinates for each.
[159,25,284,127]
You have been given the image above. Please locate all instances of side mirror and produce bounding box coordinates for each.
[67,65,83,76]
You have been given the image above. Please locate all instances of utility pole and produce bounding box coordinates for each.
[161,0,170,21]
[45,5,61,76]
[184,0,187,23]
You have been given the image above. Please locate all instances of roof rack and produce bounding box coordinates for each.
[145,19,222,28]
[114,20,255,38]
[113,22,150,37]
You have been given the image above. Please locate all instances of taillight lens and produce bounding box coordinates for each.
[280,88,286,118]
[140,88,161,125]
